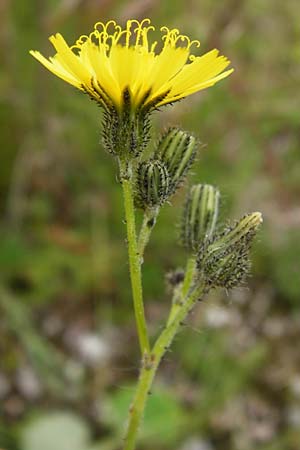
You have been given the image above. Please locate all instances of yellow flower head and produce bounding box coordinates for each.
[30,19,233,113]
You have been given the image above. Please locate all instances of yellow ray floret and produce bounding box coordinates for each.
[30,19,233,111]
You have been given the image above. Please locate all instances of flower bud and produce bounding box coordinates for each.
[155,128,197,196]
[181,184,220,251]
[135,160,170,209]
[197,212,263,289]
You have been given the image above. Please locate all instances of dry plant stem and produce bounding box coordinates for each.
[138,207,159,256]
[120,159,150,355]
[122,281,205,450]
[167,256,197,326]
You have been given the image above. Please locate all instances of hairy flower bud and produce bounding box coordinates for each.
[102,88,151,158]
[155,128,197,196]
[135,160,170,209]
[197,212,263,289]
[181,184,220,251]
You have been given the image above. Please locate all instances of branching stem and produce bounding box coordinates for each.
[137,207,159,257]
[120,159,150,356]
[122,282,206,450]
[167,256,197,326]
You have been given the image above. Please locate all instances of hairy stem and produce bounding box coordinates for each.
[120,160,150,355]
[122,282,205,450]
[138,207,159,257]
[167,256,197,326]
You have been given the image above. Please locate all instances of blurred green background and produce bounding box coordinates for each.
[1,1,300,449]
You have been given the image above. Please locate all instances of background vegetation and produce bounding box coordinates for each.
[1,1,300,449]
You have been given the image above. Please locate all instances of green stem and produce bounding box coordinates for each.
[120,160,150,355]
[167,256,197,326]
[122,281,206,450]
[137,207,159,257]
[182,257,197,297]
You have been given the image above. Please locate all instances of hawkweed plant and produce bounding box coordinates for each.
[30,19,262,450]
